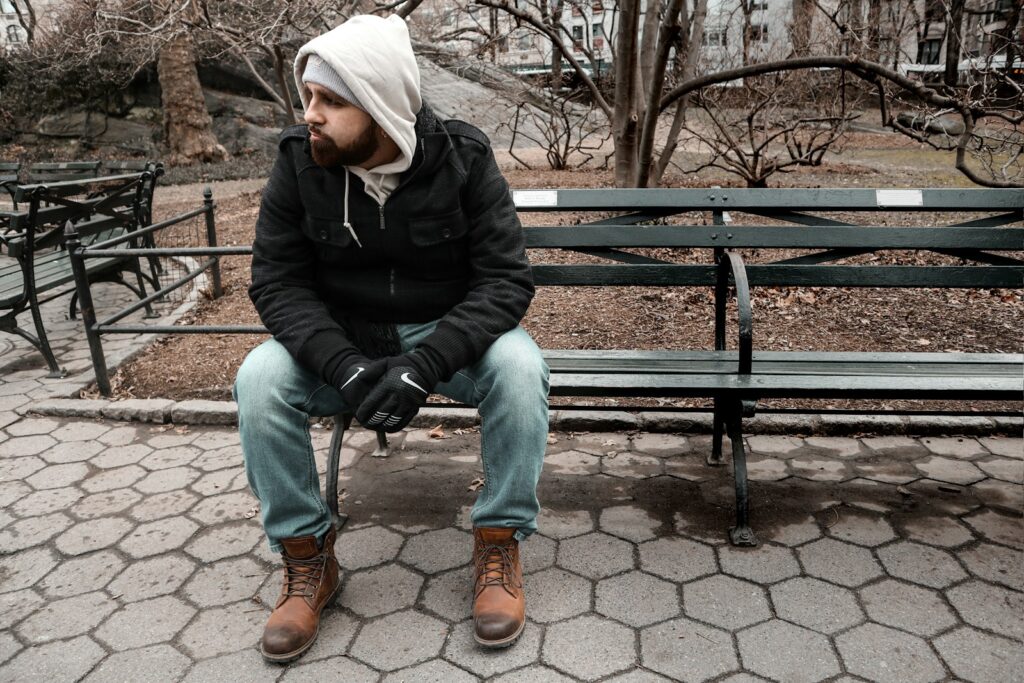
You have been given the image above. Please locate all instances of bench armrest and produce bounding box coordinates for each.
[715,250,753,374]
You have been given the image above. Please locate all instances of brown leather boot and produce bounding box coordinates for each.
[472,527,525,648]
[260,528,340,663]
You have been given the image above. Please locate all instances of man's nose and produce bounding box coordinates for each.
[304,104,324,126]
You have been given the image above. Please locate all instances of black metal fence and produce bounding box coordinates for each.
[66,188,266,396]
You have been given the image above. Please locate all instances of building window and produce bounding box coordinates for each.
[702,30,727,47]
[592,1,604,12]
[594,37,604,50]
[592,23,603,37]
[750,24,768,42]
[6,24,22,43]
[918,38,942,64]
[0,0,15,14]
[750,1,768,10]
[572,25,584,40]
[517,34,533,50]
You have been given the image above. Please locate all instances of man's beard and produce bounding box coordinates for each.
[310,122,378,168]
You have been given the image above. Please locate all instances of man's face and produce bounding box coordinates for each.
[303,82,380,168]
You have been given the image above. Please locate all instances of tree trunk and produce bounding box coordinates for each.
[943,0,964,88]
[613,0,642,186]
[639,0,663,104]
[790,0,813,57]
[157,33,228,165]
[866,0,882,60]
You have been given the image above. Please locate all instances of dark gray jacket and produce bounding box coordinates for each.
[249,105,535,384]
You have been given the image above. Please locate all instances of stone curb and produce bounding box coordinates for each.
[22,399,1022,436]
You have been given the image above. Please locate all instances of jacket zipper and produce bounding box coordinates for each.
[378,203,385,230]
[389,267,395,296]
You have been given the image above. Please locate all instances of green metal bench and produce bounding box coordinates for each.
[1,169,161,376]
[324,187,1023,543]
[26,160,102,184]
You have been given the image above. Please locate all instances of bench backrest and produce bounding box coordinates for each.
[515,188,1024,290]
[0,161,19,184]
[26,161,102,184]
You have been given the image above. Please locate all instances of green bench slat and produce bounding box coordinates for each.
[548,371,1023,400]
[532,264,1023,288]
[515,188,1024,212]
[525,226,1024,250]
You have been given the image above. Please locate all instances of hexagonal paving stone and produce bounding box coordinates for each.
[399,528,473,573]
[92,444,153,469]
[599,505,661,542]
[797,538,883,587]
[81,465,147,493]
[420,566,473,622]
[97,425,144,447]
[179,650,281,683]
[187,491,257,526]
[747,435,803,455]
[55,517,135,556]
[770,514,823,547]
[184,521,264,562]
[913,456,985,485]
[959,542,1023,590]
[9,486,84,517]
[602,452,663,479]
[770,577,864,635]
[146,432,196,449]
[544,450,601,476]
[0,512,72,552]
[664,455,716,481]
[805,436,864,458]
[0,631,21,666]
[519,567,592,623]
[858,578,956,637]
[82,643,190,683]
[537,508,594,539]
[641,617,738,682]
[719,543,800,584]
[825,509,897,547]
[946,580,1024,640]
[738,619,840,683]
[118,517,200,558]
[139,445,202,471]
[877,541,967,589]
[963,509,1024,549]
[836,623,945,683]
[106,554,197,602]
[443,619,542,677]
[178,600,265,659]
[192,445,245,472]
[37,550,124,599]
[1,635,105,683]
[684,575,772,630]
[337,525,405,570]
[557,532,635,579]
[191,469,248,496]
[898,515,974,548]
[789,456,850,482]
[16,591,118,644]
[746,457,790,481]
[979,437,1023,459]
[6,417,61,436]
[934,626,1020,683]
[0,455,46,481]
[280,655,377,682]
[340,564,423,618]
[973,479,1024,515]
[133,466,201,494]
[71,488,143,519]
[300,609,360,662]
[596,570,680,627]
[382,660,478,683]
[491,665,576,682]
[95,595,197,650]
[853,461,922,485]
[128,489,199,522]
[0,547,57,593]
[0,434,56,457]
[631,433,690,457]
[0,589,45,630]
[521,532,557,573]
[51,421,110,442]
[25,462,89,489]
[543,614,635,681]
[975,456,1024,483]
[183,556,265,608]
[638,536,717,583]
[349,609,448,672]
[921,436,987,458]
[0,481,32,508]
[39,441,103,464]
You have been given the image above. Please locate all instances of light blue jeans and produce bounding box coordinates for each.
[234,320,550,552]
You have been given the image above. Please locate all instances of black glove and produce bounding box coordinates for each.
[355,352,438,432]
[333,356,388,412]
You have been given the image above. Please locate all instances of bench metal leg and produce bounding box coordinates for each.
[24,290,65,378]
[324,414,390,530]
[725,406,758,547]
[708,397,726,466]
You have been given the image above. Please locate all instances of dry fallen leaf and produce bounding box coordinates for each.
[547,433,558,445]
[243,504,260,519]
[467,477,485,492]
[428,424,446,439]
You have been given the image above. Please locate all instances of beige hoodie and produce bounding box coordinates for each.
[294,15,421,205]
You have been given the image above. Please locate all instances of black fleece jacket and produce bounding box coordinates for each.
[248,105,535,385]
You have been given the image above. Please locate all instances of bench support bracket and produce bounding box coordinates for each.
[725,403,758,546]
[326,414,390,531]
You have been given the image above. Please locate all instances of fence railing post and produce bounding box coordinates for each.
[65,220,112,396]
[203,187,223,299]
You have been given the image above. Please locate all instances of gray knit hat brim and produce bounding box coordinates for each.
[302,54,366,111]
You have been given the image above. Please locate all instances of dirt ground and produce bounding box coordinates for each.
[101,133,1023,415]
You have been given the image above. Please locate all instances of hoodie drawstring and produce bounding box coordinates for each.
[343,168,363,248]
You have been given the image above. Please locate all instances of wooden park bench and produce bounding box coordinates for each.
[26,160,102,184]
[323,187,1024,545]
[0,167,161,376]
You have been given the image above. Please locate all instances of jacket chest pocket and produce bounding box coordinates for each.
[408,208,468,247]
[303,216,354,248]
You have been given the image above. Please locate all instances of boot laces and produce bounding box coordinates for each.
[475,541,520,596]
[282,555,324,598]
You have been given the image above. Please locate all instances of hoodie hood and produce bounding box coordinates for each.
[294,15,421,178]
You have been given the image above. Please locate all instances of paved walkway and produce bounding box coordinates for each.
[0,415,1021,682]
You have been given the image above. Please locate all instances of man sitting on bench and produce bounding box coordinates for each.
[233,15,549,662]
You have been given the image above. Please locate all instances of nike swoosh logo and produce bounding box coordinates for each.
[400,372,428,394]
[340,367,365,390]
